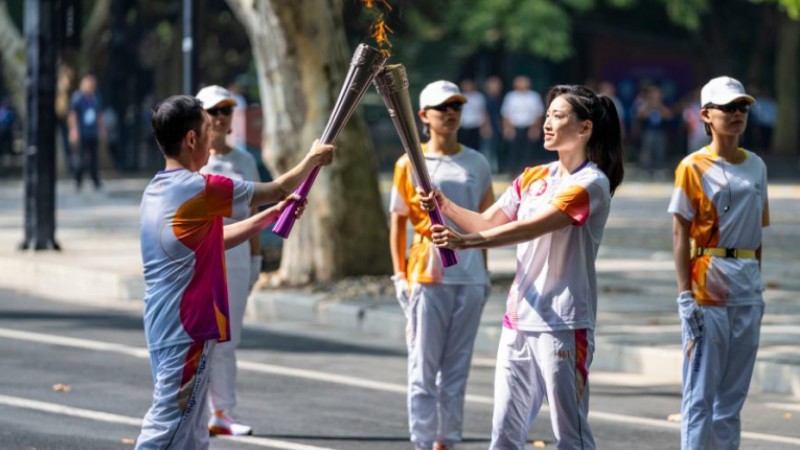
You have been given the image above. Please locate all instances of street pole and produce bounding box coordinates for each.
[182,0,196,95]
[20,0,60,251]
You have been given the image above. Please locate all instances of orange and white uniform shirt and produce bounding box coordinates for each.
[495,161,611,331]
[668,146,769,306]
[390,146,492,286]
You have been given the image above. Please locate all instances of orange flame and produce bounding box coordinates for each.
[362,0,393,57]
[371,15,394,57]
[361,0,392,11]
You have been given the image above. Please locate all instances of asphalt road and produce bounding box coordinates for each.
[1,290,798,450]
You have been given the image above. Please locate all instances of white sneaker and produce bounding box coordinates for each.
[208,410,253,436]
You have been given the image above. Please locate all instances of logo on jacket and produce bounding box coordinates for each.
[528,179,548,197]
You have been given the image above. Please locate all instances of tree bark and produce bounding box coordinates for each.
[226,0,391,284]
[772,14,799,156]
[0,0,26,113]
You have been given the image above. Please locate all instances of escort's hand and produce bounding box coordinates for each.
[307,139,335,166]
[249,255,263,291]
[417,189,449,213]
[431,224,465,250]
[391,273,410,317]
[677,290,703,340]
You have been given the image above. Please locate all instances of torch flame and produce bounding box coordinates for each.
[371,15,394,57]
[362,0,393,57]
[361,0,392,10]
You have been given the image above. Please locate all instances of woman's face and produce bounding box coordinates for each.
[543,95,591,152]
[701,101,749,138]
[418,100,463,138]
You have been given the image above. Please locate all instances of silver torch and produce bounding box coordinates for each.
[273,44,388,238]
[373,64,458,267]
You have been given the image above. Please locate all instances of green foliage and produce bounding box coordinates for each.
[660,0,709,30]
[651,0,798,32]
[396,0,798,64]
[752,0,800,18]
[404,0,597,61]
[605,0,636,7]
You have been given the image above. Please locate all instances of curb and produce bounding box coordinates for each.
[0,254,143,306]
[248,289,800,397]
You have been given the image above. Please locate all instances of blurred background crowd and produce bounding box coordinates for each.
[0,0,797,181]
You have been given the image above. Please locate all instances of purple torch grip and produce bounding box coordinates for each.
[271,166,320,238]
[272,44,387,239]
[427,199,459,268]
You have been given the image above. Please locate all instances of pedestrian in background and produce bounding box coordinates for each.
[681,88,709,154]
[749,84,777,152]
[669,76,769,450]
[635,85,673,179]
[197,85,262,436]
[135,94,334,449]
[424,84,624,450]
[68,74,106,191]
[56,64,75,176]
[0,96,15,168]
[457,78,487,151]
[483,76,504,173]
[390,80,493,450]
[501,76,544,173]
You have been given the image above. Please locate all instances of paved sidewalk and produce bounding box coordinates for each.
[0,176,798,397]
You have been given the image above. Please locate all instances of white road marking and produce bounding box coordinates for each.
[0,394,338,450]
[3,327,800,446]
[0,394,141,426]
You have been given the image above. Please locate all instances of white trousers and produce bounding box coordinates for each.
[681,304,763,450]
[207,268,250,414]
[490,327,595,450]
[137,340,215,450]
[406,283,486,450]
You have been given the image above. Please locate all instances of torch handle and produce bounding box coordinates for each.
[427,199,459,268]
[272,165,322,238]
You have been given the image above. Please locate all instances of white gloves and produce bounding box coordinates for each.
[677,290,703,340]
[249,255,263,291]
[392,273,411,317]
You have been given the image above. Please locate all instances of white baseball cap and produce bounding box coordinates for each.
[195,85,236,109]
[701,76,755,107]
[419,80,467,110]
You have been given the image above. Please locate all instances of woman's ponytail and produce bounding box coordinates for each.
[590,95,624,195]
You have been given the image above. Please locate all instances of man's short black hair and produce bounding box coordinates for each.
[151,95,205,157]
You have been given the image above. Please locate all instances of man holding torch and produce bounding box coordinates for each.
[389,80,493,450]
[135,95,333,450]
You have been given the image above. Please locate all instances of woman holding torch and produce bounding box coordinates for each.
[390,80,494,450]
[669,76,768,450]
[423,85,623,449]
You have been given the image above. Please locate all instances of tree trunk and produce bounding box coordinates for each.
[772,14,799,156]
[226,0,391,284]
[0,0,26,113]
